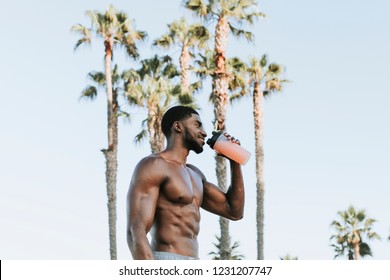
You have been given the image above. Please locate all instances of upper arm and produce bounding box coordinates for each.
[187,164,233,219]
[202,181,236,219]
[127,157,165,235]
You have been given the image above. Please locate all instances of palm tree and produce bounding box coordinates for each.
[153,17,210,95]
[280,254,298,260]
[209,235,244,260]
[184,0,264,260]
[330,206,381,260]
[124,55,192,153]
[226,56,276,260]
[72,5,146,259]
[229,54,287,260]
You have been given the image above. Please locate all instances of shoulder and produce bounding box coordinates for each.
[131,154,167,181]
[136,153,166,168]
[186,163,206,181]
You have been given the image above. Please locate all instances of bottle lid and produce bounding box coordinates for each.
[206,130,223,148]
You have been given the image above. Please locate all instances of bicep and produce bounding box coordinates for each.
[188,164,232,218]
[201,180,231,217]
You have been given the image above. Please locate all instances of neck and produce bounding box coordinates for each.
[163,138,190,165]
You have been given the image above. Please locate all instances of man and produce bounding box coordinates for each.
[126,106,244,260]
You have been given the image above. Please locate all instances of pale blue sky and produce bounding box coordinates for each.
[1,0,390,260]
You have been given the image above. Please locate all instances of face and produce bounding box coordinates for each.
[182,114,207,154]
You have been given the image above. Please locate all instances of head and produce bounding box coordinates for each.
[161,106,207,153]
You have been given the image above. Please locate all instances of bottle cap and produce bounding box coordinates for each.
[206,131,223,149]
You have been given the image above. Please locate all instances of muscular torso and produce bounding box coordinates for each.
[150,157,204,258]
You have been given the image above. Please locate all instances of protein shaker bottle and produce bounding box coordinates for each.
[206,131,251,165]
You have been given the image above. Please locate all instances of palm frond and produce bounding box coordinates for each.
[184,0,209,18]
[125,85,144,106]
[280,254,298,260]
[163,62,180,79]
[117,109,131,123]
[359,241,372,257]
[229,92,244,103]
[71,24,91,50]
[367,232,381,240]
[228,23,254,42]
[267,63,283,77]
[189,24,210,48]
[88,71,105,85]
[153,34,174,49]
[178,92,194,105]
[122,39,140,60]
[122,68,140,81]
[189,80,203,94]
[193,50,215,78]
[208,235,244,260]
[134,129,148,144]
[80,85,98,101]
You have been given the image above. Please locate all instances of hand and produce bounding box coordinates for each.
[223,132,241,145]
[215,132,241,158]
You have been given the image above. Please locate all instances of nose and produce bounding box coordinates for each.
[201,129,207,138]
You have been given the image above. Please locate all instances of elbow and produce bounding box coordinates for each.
[230,214,244,221]
[228,210,244,221]
[127,224,139,251]
[127,228,134,250]
[224,204,244,221]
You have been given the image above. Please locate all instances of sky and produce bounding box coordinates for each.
[1,0,390,260]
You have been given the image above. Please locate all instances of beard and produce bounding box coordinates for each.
[184,128,204,154]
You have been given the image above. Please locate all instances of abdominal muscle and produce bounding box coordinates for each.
[150,198,201,258]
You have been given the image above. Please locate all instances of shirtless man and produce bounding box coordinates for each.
[126,106,244,260]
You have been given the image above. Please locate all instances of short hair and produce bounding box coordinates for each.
[161,106,199,137]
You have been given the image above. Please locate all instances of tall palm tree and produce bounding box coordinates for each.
[227,55,286,259]
[251,58,285,261]
[330,206,381,260]
[153,17,210,95]
[72,5,146,259]
[124,55,192,153]
[230,55,287,260]
[184,0,264,260]
[195,54,248,260]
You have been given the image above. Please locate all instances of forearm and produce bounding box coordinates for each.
[226,160,245,220]
[128,229,154,260]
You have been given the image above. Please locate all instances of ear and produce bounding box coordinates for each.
[173,121,183,133]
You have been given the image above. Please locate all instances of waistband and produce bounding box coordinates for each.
[153,251,199,260]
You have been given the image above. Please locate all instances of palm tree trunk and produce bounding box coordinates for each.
[253,82,265,260]
[213,15,231,259]
[213,75,231,259]
[214,16,229,75]
[180,44,190,94]
[148,103,165,153]
[352,231,361,260]
[102,39,117,260]
[216,152,230,259]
